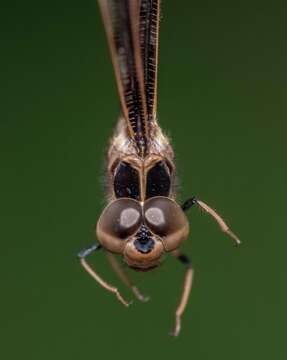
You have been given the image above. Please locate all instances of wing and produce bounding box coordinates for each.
[139,0,160,121]
[98,0,148,156]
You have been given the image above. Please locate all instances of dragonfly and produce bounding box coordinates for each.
[78,0,240,337]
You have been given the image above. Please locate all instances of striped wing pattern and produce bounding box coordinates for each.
[139,0,160,120]
[98,0,160,156]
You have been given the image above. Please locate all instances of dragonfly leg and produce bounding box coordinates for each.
[106,252,149,302]
[170,250,194,337]
[182,197,241,246]
[78,244,132,307]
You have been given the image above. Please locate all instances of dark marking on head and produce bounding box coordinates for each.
[114,161,140,200]
[146,161,171,199]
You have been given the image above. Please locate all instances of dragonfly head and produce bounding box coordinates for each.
[96,197,189,270]
[123,224,164,271]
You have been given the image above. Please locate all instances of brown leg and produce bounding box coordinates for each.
[182,197,241,246]
[106,252,149,302]
[78,244,131,307]
[170,249,194,337]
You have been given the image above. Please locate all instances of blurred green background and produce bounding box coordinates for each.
[1,0,286,359]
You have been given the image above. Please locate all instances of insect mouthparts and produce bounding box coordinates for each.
[134,225,155,254]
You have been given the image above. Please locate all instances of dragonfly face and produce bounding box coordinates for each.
[96,196,189,270]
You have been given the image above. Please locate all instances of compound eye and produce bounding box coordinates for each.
[143,197,189,251]
[96,198,142,253]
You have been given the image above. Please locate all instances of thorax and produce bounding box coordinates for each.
[106,117,176,202]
